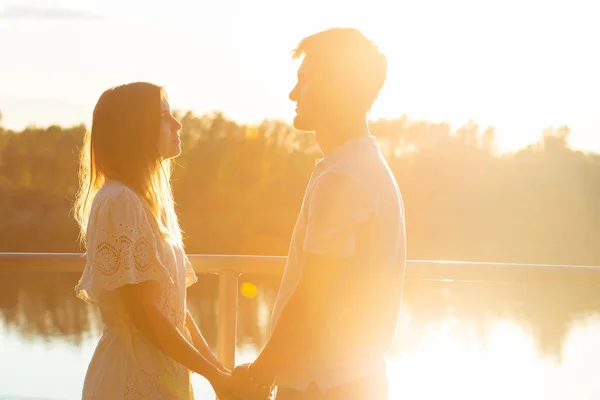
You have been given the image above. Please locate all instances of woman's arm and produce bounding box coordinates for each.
[119,281,230,393]
[185,308,229,373]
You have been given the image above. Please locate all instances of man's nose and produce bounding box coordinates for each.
[289,85,299,102]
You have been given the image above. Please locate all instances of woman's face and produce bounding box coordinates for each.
[158,96,183,160]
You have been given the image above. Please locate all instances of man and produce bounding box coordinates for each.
[232,27,406,400]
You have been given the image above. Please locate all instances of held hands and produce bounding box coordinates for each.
[209,363,273,400]
[231,363,274,400]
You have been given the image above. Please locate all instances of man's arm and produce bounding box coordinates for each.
[248,252,346,384]
[248,172,375,385]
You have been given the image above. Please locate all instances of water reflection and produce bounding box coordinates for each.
[401,280,600,357]
[2,271,600,357]
[0,271,277,350]
[386,315,600,399]
[3,271,600,399]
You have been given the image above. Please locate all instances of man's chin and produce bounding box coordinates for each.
[292,115,315,132]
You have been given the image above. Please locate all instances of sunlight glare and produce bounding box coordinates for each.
[385,316,582,399]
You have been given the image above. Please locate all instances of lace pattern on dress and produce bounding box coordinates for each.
[75,187,174,303]
[122,367,193,399]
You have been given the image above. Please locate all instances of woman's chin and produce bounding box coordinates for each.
[165,146,182,160]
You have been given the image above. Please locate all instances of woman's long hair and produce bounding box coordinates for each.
[73,82,182,247]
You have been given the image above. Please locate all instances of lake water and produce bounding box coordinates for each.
[2,271,600,399]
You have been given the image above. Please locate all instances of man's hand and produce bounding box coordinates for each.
[231,363,273,400]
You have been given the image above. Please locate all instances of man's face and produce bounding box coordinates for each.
[288,57,335,132]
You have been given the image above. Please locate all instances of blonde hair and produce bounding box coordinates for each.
[73,82,182,247]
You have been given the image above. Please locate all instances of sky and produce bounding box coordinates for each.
[1,0,599,153]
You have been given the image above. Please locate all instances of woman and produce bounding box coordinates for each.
[73,82,232,399]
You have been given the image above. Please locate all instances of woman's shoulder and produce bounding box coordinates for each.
[95,180,140,204]
[91,180,146,216]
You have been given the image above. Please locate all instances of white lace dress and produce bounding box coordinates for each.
[75,180,198,399]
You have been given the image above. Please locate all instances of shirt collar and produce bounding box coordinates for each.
[315,135,378,169]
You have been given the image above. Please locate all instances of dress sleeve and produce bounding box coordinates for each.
[75,187,173,304]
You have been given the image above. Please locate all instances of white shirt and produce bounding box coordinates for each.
[270,135,406,391]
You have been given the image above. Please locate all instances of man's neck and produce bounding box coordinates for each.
[315,118,371,156]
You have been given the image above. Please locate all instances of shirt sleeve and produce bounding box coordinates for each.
[302,172,376,258]
[75,187,173,304]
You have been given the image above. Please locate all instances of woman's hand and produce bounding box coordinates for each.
[210,369,236,400]
[231,364,274,400]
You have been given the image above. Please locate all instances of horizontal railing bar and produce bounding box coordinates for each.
[1,252,600,285]
[0,253,288,274]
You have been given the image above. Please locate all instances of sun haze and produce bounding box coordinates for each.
[1,0,598,152]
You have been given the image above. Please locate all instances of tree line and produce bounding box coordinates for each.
[1,110,598,266]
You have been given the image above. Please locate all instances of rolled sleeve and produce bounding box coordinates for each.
[302,172,376,257]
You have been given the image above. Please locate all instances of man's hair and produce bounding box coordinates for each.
[292,28,387,110]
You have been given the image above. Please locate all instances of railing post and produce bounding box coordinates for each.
[217,269,239,384]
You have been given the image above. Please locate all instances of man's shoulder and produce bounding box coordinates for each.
[308,171,374,211]
[332,146,391,178]
[326,152,396,193]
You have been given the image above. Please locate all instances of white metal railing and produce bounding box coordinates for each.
[2,252,600,372]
